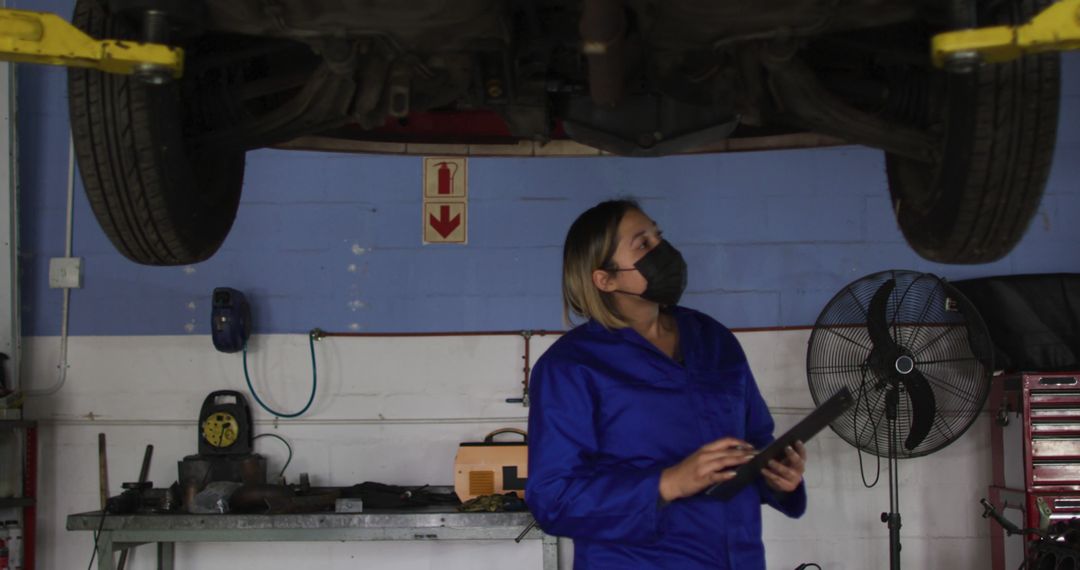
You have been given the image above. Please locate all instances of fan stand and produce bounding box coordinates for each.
[882,388,903,570]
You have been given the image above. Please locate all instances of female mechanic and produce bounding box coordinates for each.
[525,199,808,569]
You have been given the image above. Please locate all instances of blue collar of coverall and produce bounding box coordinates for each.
[584,305,691,367]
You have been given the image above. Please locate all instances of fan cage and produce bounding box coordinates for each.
[806,270,992,459]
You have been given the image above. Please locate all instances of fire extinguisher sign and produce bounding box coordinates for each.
[422,157,468,244]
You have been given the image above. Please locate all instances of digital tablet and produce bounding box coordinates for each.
[706,387,854,500]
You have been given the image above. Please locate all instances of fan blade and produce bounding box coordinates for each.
[867,279,900,354]
[901,368,937,450]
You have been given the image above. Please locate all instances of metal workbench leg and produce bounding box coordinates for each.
[541,533,560,570]
[96,532,116,570]
[157,542,175,570]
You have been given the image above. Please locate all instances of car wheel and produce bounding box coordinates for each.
[885,0,1059,264]
[68,0,245,266]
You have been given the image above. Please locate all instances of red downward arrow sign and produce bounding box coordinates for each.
[429,205,461,238]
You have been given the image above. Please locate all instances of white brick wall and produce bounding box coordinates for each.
[22,330,991,569]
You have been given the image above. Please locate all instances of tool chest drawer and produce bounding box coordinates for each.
[1031,439,1080,459]
[1032,495,1080,523]
[1028,376,1080,490]
[1032,462,1080,485]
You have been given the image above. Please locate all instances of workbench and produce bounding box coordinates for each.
[67,505,560,570]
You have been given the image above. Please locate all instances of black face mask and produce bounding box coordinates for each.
[613,240,688,306]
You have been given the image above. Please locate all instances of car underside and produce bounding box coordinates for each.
[129,0,951,158]
[68,0,1060,265]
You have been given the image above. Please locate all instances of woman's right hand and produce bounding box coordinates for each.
[658,437,756,502]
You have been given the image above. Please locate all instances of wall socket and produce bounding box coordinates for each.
[48,257,83,289]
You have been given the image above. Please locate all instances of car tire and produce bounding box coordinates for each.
[885,0,1059,264]
[68,0,245,266]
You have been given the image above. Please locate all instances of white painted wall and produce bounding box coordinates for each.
[23,329,992,569]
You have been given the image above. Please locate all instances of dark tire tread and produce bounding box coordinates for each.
[886,0,1059,264]
[68,0,244,265]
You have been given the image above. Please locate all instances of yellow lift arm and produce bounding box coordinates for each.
[0,8,182,80]
[933,0,1080,69]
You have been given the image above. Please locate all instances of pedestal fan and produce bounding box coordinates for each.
[806,270,994,569]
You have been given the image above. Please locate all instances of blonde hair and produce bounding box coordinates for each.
[562,199,641,329]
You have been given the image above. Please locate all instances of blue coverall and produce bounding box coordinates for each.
[526,306,806,569]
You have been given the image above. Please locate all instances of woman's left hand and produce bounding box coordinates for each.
[762,441,807,493]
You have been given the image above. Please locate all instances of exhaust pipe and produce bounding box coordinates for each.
[580,0,627,106]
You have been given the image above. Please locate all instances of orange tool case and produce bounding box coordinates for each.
[454,428,528,502]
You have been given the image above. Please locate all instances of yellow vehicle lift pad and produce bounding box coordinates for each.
[933,0,1080,68]
[0,8,182,78]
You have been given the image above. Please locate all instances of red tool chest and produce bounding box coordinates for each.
[989,371,1080,570]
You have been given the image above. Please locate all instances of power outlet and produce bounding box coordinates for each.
[48,257,83,289]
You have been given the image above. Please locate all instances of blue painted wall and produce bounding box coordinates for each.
[15,0,1080,335]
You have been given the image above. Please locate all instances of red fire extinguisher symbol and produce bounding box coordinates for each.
[435,161,458,195]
